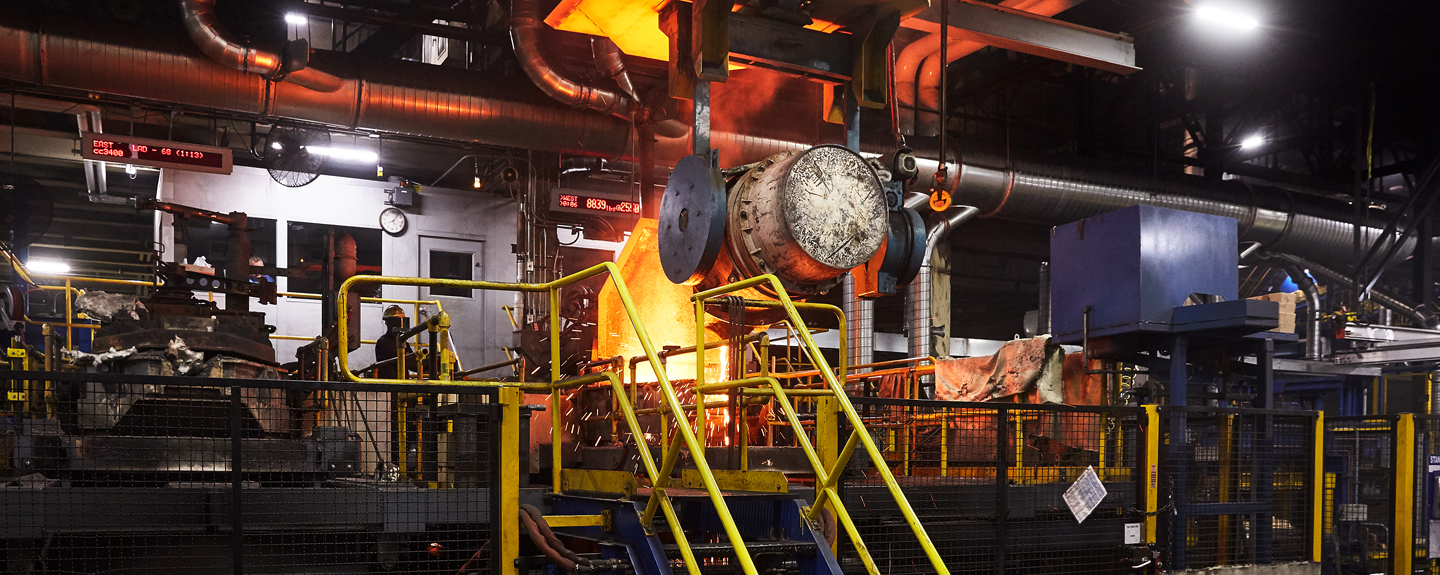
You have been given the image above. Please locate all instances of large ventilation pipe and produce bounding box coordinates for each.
[658,134,1408,268]
[179,0,344,93]
[0,12,632,157]
[4,8,1421,276]
[908,206,980,362]
[511,0,631,119]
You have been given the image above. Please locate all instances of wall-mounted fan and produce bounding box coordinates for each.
[0,175,54,249]
[264,125,331,187]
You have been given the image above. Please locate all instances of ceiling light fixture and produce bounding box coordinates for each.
[1195,5,1259,30]
[307,146,379,163]
[28,260,71,274]
[1240,134,1265,150]
[284,13,308,26]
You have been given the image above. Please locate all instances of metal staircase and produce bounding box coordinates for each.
[541,272,950,575]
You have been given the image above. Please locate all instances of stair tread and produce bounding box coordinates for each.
[662,541,818,556]
[635,486,797,499]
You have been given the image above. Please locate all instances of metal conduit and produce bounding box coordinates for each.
[907,206,980,363]
[1262,253,1438,329]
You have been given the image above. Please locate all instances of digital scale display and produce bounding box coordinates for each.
[82,132,233,174]
[549,188,641,218]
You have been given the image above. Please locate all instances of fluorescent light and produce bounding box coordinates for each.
[1240,134,1265,150]
[307,146,379,163]
[284,13,308,26]
[28,260,70,274]
[1195,5,1259,30]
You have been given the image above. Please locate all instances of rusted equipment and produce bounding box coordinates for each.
[662,145,889,298]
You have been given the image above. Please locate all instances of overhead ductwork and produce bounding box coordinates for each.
[178,0,344,93]
[0,11,632,157]
[658,132,1406,268]
[949,155,1408,266]
[511,0,632,119]
[0,8,1416,276]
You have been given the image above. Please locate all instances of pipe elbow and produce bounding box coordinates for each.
[179,0,282,77]
[511,0,633,120]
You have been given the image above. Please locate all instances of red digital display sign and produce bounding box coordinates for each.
[557,193,642,214]
[82,132,233,174]
[549,188,642,218]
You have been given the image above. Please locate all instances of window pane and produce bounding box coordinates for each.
[429,250,472,298]
[287,222,383,294]
[181,217,276,280]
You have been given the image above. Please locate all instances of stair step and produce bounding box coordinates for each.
[635,486,798,500]
[662,541,817,558]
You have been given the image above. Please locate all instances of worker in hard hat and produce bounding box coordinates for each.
[374,305,416,379]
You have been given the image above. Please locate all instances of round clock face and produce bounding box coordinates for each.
[379,207,408,235]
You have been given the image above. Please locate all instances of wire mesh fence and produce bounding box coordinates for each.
[1417,415,1439,574]
[1326,416,1401,575]
[1157,406,1317,571]
[1,371,499,574]
[1326,415,1434,575]
[838,398,1144,575]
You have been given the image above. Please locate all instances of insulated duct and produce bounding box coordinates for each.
[2,7,1416,272]
[0,12,632,157]
[949,155,1409,267]
[658,134,1403,268]
[512,0,631,119]
[178,0,344,93]
[842,275,874,371]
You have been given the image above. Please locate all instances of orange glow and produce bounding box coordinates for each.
[596,219,728,384]
[546,0,838,65]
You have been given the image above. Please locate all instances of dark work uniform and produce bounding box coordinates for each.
[374,328,416,379]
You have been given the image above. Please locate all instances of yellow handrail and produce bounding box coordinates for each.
[691,274,951,575]
[335,262,753,575]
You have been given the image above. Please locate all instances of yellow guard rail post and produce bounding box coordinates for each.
[1312,411,1324,564]
[1394,413,1415,575]
[689,274,951,575]
[334,263,750,575]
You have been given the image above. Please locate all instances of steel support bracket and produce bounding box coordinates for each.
[850,8,903,109]
[906,0,1139,75]
[692,0,732,81]
[660,1,697,100]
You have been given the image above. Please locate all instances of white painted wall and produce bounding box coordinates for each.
[157,165,518,372]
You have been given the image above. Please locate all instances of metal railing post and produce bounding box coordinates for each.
[1395,413,1416,575]
[230,385,243,575]
[995,406,1008,575]
[1312,411,1324,564]
[1145,405,1159,545]
[500,387,522,575]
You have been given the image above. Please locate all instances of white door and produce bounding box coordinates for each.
[418,236,488,371]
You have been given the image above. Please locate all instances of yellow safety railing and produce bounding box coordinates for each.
[2,248,161,346]
[687,274,950,575]
[335,262,762,575]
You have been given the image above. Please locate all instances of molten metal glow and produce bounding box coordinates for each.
[595,219,728,384]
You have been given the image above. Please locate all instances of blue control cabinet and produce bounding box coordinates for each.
[1050,205,1239,343]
